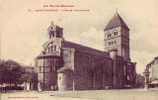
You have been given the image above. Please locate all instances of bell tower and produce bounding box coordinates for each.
[48,21,63,39]
[36,21,64,91]
[43,21,63,56]
[104,12,130,61]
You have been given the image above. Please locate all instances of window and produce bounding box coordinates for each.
[51,27,54,30]
[114,32,118,36]
[52,32,55,37]
[108,40,117,45]
[51,46,53,52]
[56,30,61,37]
[108,42,111,45]
[50,31,55,38]
[48,47,51,53]
[39,66,43,72]
[39,66,41,72]
[107,34,111,38]
[54,45,57,51]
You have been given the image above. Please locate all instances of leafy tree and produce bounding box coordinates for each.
[0,60,23,85]
[135,74,145,88]
[0,59,37,90]
[0,60,6,84]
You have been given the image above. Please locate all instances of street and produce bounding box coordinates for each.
[1,89,158,100]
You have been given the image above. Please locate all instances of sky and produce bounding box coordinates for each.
[0,0,158,74]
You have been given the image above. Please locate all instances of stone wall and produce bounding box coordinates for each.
[58,71,73,91]
[112,56,125,88]
[62,48,75,70]
[74,51,94,90]
[57,47,75,91]
[73,50,113,90]
[36,56,62,90]
[102,58,113,88]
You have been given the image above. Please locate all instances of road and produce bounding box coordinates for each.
[1,89,158,100]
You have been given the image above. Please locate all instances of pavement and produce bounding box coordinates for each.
[0,89,158,100]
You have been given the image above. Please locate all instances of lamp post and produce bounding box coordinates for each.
[143,69,150,90]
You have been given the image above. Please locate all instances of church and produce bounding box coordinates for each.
[35,12,136,91]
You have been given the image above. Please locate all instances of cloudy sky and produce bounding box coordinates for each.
[0,0,158,74]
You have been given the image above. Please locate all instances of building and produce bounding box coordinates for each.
[145,57,158,88]
[35,12,136,91]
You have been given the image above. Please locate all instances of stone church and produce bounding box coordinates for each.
[35,12,136,91]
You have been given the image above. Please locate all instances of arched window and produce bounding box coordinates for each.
[114,31,118,36]
[107,34,111,38]
[54,45,57,51]
[49,31,55,38]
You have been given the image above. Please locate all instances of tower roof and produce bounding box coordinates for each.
[104,12,129,31]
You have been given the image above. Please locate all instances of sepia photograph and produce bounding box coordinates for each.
[0,0,158,100]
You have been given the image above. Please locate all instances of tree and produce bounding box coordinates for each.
[0,60,6,84]
[0,60,23,85]
[135,74,145,88]
[19,67,38,90]
[0,59,37,90]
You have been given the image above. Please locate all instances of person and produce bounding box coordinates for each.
[37,82,42,92]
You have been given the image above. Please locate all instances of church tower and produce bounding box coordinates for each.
[43,21,63,56]
[104,12,130,61]
[36,22,64,91]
